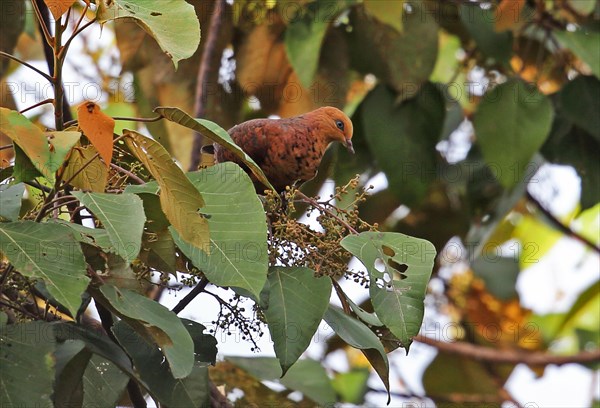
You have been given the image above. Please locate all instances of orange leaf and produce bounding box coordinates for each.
[77,101,115,168]
[494,0,526,32]
[44,0,77,20]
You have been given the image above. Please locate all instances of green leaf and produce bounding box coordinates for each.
[113,320,209,407]
[284,2,330,88]
[82,356,129,408]
[557,75,600,142]
[0,0,25,77]
[567,0,597,15]
[97,0,200,69]
[97,284,195,379]
[124,130,210,253]
[460,3,513,64]
[573,204,600,246]
[53,220,114,252]
[47,131,81,171]
[555,29,600,78]
[341,232,436,348]
[542,117,599,210]
[180,319,218,365]
[348,3,438,97]
[262,266,331,375]
[362,83,445,206]
[0,183,24,221]
[155,107,275,192]
[332,368,370,404]
[140,229,177,274]
[364,0,404,32]
[323,305,390,399]
[53,322,136,380]
[171,163,268,300]
[423,351,499,396]
[0,108,51,177]
[472,255,519,300]
[473,79,553,188]
[0,221,89,316]
[53,340,91,408]
[555,280,600,338]
[72,192,145,263]
[0,321,56,407]
[226,356,337,406]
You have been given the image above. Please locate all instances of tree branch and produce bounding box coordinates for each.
[189,0,227,171]
[526,191,600,254]
[171,277,210,314]
[414,334,600,367]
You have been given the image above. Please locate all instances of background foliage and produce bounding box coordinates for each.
[0,0,599,406]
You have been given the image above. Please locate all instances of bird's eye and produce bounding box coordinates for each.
[335,120,344,131]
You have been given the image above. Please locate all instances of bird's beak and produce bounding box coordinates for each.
[345,139,355,154]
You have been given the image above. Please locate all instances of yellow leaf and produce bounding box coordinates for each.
[124,130,210,253]
[44,0,77,20]
[62,144,108,192]
[364,0,405,33]
[77,101,115,168]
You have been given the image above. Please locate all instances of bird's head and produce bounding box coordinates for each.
[309,107,354,154]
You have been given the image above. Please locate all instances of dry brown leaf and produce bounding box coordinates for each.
[494,0,526,32]
[77,101,115,168]
[44,0,77,20]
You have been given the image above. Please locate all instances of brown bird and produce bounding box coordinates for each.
[214,107,354,192]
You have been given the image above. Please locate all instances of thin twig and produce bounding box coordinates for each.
[0,145,13,151]
[414,334,600,367]
[526,191,600,254]
[296,190,359,234]
[63,115,163,129]
[59,17,97,60]
[172,277,210,314]
[110,163,145,185]
[24,181,52,193]
[0,52,53,82]
[20,98,54,114]
[189,0,227,171]
[31,0,53,48]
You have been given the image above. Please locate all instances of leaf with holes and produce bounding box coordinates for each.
[155,107,275,192]
[124,130,210,253]
[341,232,436,349]
[77,102,115,168]
[97,0,200,69]
[261,266,331,376]
[0,221,89,316]
[72,192,145,263]
[95,284,195,379]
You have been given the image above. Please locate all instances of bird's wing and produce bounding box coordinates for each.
[217,119,275,167]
